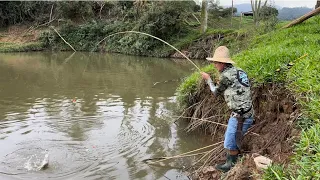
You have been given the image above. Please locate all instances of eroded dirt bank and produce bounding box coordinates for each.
[179,81,300,179]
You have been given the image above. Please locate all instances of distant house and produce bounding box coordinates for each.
[241,11,253,16]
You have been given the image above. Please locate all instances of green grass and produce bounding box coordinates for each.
[236,17,320,178]
[176,65,216,108]
[0,42,44,52]
[235,17,320,120]
[177,16,320,179]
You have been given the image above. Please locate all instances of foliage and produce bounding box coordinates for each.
[234,17,319,86]
[55,1,96,19]
[235,17,320,179]
[293,124,320,179]
[40,20,133,51]
[136,1,192,40]
[40,1,198,56]
[260,5,279,20]
[0,1,121,27]
[176,16,320,179]
[263,164,294,180]
[0,1,53,27]
[208,2,237,18]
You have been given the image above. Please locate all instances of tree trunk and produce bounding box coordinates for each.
[282,7,320,28]
[251,0,267,25]
[231,0,234,27]
[316,0,320,9]
[200,0,208,33]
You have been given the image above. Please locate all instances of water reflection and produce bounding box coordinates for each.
[0,52,210,180]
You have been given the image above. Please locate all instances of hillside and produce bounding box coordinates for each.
[278,7,313,20]
[233,3,313,20]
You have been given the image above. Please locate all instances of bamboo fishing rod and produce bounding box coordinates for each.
[143,141,223,164]
[96,31,201,71]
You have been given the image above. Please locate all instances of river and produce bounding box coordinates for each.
[0,52,211,180]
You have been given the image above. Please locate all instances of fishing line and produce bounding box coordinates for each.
[97,31,201,71]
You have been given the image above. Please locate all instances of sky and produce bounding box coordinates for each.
[218,0,316,8]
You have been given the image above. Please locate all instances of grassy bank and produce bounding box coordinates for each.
[177,16,320,179]
[0,42,44,53]
[0,21,248,59]
[0,0,255,58]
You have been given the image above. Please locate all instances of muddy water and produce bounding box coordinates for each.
[0,52,210,180]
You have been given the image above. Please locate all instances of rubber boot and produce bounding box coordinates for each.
[215,154,238,172]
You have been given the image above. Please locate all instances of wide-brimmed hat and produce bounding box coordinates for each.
[206,46,235,64]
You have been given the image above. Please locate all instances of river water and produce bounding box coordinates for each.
[0,52,211,180]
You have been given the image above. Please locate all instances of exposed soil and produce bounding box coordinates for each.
[180,81,300,179]
[0,24,43,44]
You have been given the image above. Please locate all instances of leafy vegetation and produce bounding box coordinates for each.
[37,1,202,56]
[0,1,120,27]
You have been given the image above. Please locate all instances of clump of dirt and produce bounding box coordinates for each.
[224,155,256,180]
[179,81,300,179]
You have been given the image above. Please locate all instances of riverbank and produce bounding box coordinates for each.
[177,16,320,179]
[0,22,251,59]
[0,25,45,52]
[0,1,255,57]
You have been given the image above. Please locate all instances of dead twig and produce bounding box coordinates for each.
[49,4,54,21]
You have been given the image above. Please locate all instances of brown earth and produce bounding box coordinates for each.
[180,81,300,179]
[0,25,43,44]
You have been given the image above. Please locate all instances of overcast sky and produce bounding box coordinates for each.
[217,0,315,8]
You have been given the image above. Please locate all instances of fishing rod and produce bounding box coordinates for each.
[96,31,201,71]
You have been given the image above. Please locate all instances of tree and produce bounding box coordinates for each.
[208,1,236,18]
[260,5,278,20]
[251,0,268,25]
[231,0,234,26]
[200,0,208,33]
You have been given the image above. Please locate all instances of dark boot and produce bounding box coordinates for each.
[215,154,238,172]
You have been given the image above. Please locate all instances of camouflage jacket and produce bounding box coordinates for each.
[215,65,253,118]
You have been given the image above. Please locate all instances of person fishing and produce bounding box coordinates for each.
[200,46,254,172]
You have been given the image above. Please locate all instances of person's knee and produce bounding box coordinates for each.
[224,131,237,150]
[242,118,254,133]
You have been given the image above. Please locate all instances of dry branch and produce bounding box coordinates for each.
[49,4,54,21]
[50,26,76,52]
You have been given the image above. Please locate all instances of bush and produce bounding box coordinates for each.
[0,1,53,26]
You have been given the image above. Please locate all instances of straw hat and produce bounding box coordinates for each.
[206,46,235,64]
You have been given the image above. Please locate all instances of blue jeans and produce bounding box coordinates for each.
[224,116,253,150]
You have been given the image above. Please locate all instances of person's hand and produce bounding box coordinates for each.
[201,72,210,80]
